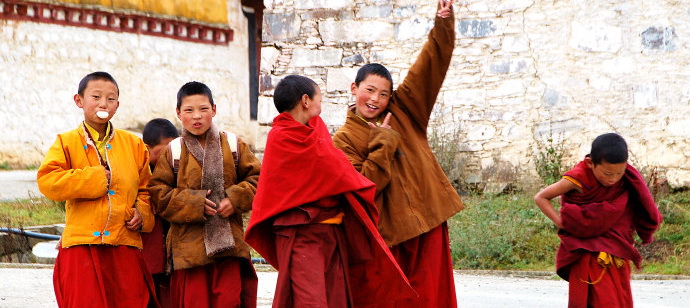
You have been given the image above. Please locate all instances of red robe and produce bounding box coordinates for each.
[557,159,662,307]
[245,113,414,306]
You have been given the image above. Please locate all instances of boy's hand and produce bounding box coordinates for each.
[126,208,143,231]
[368,113,394,130]
[217,198,235,218]
[437,0,454,18]
[204,190,218,216]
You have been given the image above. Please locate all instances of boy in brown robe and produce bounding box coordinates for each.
[148,81,261,308]
[332,1,463,307]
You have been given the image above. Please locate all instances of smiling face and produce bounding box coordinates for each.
[74,79,119,130]
[586,159,627,187]
[351,74,392,121]
[176,94,216,136]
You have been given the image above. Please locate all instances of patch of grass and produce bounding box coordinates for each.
[449,190,690,276]
[0,195,65,228]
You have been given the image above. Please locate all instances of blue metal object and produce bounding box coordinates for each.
[0,228,61,240]
[251,257,267,264]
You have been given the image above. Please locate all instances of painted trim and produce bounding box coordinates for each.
[0,0,233,45]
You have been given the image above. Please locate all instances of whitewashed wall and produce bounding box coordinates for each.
[0,1,257,168]
[258,0,690,188]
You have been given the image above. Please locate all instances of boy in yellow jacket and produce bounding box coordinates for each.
[37,71,159,308]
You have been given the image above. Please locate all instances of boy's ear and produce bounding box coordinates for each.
[176,108,181,119]
[584,156,594,169]
[301,94,310,108]
[350,82,357,95]
[74,94,83,108]
[212,104,217,116]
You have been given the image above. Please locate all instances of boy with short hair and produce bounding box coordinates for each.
[332,1,461,306]
[245,75,413,307]
[37,71,158,307]
[148,81,261,308]
[141,118,180,308]
[534,133,663,308]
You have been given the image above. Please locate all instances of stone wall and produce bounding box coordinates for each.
[258,0,690,188]
[0,0,257,168]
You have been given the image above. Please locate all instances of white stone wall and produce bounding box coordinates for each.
[258,0,690,188]
[0,1,257,168]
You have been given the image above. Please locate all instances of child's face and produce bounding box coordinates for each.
[147,137,176,166]
[74,79,119,128]
[351,74,392,121]
[587,159,627,187]
[177,94,216,136]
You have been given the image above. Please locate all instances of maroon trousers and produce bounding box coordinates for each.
[387,222,457,308]
[169,257,257,308]
[568,252,633,308]
[53,245,159,308]
[273,223,350,308]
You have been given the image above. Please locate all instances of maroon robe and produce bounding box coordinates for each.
[245,113,414,307]
[557,159,662,307]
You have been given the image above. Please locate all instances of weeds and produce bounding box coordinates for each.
[533,130,565,185]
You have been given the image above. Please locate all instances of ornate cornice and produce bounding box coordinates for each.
[0,0,233,45]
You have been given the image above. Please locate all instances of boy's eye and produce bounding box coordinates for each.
[92,95,100,99]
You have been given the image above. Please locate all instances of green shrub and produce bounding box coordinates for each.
[533,132,565,185]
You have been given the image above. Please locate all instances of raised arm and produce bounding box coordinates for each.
[392,0,456,130]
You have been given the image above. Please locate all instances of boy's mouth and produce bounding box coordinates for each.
[365,103,379,111]
[192,122,203,128]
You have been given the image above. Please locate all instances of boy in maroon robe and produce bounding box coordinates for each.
[534,133,662,308]
[245,75,414,307]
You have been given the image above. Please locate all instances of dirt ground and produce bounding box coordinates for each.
[0,265,688,308]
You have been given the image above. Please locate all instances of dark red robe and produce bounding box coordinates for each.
[245,113,414,307]
[557,159,662,307]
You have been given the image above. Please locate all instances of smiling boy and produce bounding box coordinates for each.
[534,133,663,308]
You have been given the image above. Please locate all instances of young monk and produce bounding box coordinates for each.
[332,1,462,306]
[37,71,159,307]
[148,81,261,308]
[534,133,663,308]
[245,75,414,307]
[141,118,180,308]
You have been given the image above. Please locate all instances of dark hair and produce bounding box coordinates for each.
[273,75,318,113]
[142,118,180,147]
[77,71,119,96]
[590,133,628,165]
[177,81,214,109]
[354,63,393,92]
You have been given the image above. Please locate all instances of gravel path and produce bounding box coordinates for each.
[0,266,687,307]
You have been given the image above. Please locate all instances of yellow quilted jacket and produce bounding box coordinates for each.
[37,123,154,249]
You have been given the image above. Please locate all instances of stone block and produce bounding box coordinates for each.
[295,0,350,10]
[396,18,433,41]
[260,46,281,73]
[488,58,530,74]
[342,54,366,66]
[501,35,530,53]
[300,9,340,20]
[393,5,417,18]
[320,102,347,126]
[641,26,676,52]
[459,142,483,152]
[458,20,497,38]
[326,68,358,93]
[291,48,342,67]
[358,5,392,18]
[497,0,535,11]
[257,96,279,125]
[442,89,485,106]
[491,79,526,97]
[633,84,658,109]
[569,21,621,53]
[467,124,496,141]
[263,13,301,42]
[541,88,569,108]
[320,20,394,43]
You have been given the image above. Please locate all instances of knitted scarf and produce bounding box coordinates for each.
[182,124,235,257]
